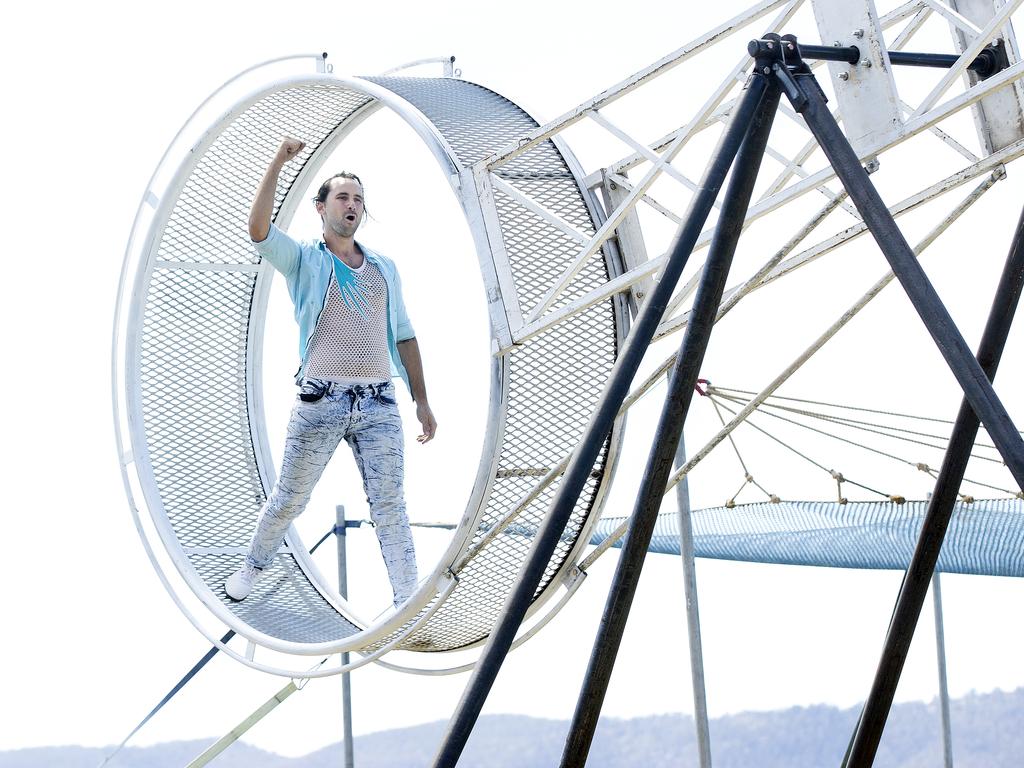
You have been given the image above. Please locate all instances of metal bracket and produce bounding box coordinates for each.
[810,0,902,157]
[948,0,1024,154]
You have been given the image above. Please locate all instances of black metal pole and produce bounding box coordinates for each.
[791,44,999,77]
[887,48,999,76]
[752,37,1001,78]
[777,64,1024,488]
[560,78,782,768]
[844,202,1024,767]
[429,70,772,768]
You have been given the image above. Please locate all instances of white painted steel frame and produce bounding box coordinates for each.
[589,0,971,192]
[473,1,1024,363]
[948,0,1024,155]
[459,1,1024,599]
[476,0,803,171]
[516,54,1024,346]
[912,0,1024,117]
[503,124,1024,353]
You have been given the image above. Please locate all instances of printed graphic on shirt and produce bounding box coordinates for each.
[305,261,391,383]
[332,256,372,318]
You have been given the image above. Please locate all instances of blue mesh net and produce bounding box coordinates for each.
[589,498,1024,576]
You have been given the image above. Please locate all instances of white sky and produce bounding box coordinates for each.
[4,0,1024,760]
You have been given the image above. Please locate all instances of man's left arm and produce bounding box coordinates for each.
[398,338,437,444]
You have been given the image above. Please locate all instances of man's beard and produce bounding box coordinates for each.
[329,217,359,237]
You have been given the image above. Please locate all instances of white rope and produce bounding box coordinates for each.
[708,389,1021,499]
[707,393,895,499]
[664,172,999,494]
[712,390,1008,466]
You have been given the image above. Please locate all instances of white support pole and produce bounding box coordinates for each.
[600,172,655,311]
[589,110,710,196]
[489,174,592,244]
[932,571,954,768]
[911,0,1024,118]
[475,0,801,172]
[522,0,806,324]
[337,505,356,768]
[921,0,982,36]
[674,430,712,768]
[185,682,300,767]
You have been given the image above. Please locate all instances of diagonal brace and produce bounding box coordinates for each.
[843,195,1024,768]
[429,66,775,768]
[559,75,783,768]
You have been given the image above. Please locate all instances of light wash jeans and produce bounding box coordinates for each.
[245,380,418,605]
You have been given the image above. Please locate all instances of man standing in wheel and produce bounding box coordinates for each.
[226,137,436,608]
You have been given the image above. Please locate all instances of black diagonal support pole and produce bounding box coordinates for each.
[559,78,782,768]
[430,69,773,768]
[775,63,1024,489]
[844,203,1024,767]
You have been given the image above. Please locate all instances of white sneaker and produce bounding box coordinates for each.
[225,563,263,601]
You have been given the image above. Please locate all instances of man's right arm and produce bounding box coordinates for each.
[249,137,306,242]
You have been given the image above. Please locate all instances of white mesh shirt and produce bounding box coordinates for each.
[305,260,392,385]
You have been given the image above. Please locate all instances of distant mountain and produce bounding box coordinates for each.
[5,687,1023,767]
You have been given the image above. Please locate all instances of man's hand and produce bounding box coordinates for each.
[250,137,308,242]
[277,137,306,162]
[415,401,437,444]
[397,338,435,443]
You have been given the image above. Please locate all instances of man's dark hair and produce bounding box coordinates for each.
[313,172,365,205]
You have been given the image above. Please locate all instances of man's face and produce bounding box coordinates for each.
[317,177,365,238]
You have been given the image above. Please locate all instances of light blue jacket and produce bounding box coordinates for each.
[253,224,415,392]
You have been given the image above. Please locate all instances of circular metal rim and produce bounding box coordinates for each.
[114,64,626,672]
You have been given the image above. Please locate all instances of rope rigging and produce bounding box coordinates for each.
[702,387,780,507]
[713,385,1019,456]
[695,383,1024,504]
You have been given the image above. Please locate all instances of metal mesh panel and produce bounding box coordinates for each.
[191,554,359,643]
[140,267,263,549]
[369,78,620,652]
[136,84,373,643]
[590,499,1024,577]
[158,86,373,266]
[366,77,567,178]
[495,179,605,311]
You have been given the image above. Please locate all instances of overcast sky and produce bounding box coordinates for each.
[4,0,1024,761]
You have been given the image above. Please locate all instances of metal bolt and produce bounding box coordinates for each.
[834,41,841,47]
[853,28,865,39]
[838,71,850,81]
[864,60,872,68]
[763,66,771,74]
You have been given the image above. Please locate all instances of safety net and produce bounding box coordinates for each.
[590,498,1024,576]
